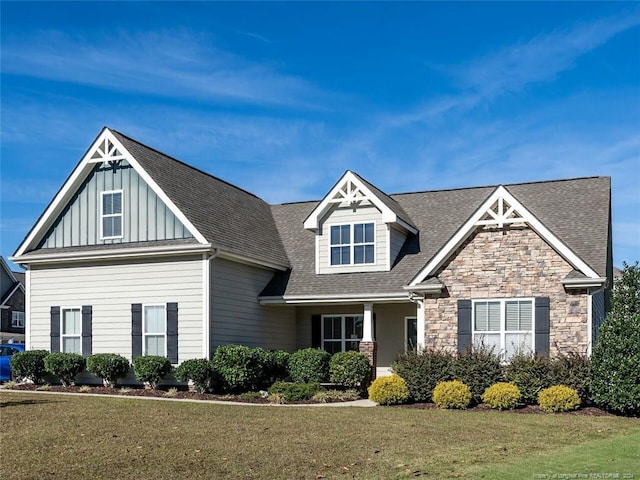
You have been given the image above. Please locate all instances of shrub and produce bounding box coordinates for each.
[454,345,503,403]
[211,345,268,393]
[268,382,323,402]
[432,380,472,409]
[263,350,291,384]
[393,349,454,402]
[175,359,214,393]
[503,352,552,405]
[288,348,330,383]
[312,389,360,403]
[44,352,86,387]
[133,356,172,389]
[550,352,591,403]
[368,374,410,405]
[482,382,521,410]
[86,353,130,387]
[10,350,49,384]
[591,262,640,415]
[329,351,371,391]
[538,385,581,413]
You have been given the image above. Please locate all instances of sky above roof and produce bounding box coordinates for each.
[1,1,638,271]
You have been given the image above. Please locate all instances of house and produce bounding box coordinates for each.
[10,127,612,377]
[0,257,26,344]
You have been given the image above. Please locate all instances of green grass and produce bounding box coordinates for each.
[1,391,639,479]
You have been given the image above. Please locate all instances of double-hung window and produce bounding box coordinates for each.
[322,315,363,354]
[101,190,123,239]
[144,305,166,356]
[61,308,81,354]
[330,222,374,266]
[473,299,533,360]
[11,311,25,328]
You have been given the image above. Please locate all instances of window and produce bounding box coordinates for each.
[101,190,123,239]
[322,315,363,354]
[405,317,417,352]
[61,308,81,354]
[473,299,533,360]
[144,305,166,356]
[330,222,374,266]
[11,311,25,328]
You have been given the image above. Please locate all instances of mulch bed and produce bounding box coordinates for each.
[392,401,616,416]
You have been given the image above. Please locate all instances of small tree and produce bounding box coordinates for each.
[591,262,640,415]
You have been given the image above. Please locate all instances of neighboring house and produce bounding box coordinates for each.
[0,257,26,344]
[11,128,613,378]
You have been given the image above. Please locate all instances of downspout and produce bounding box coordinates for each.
[202,249,219,360]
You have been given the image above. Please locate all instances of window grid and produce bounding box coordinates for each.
[101,190,123,239]
[321,315,363,354]
[329,222,375,266]
[11,311,25,328]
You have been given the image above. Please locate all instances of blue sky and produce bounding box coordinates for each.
[1,2,639,272]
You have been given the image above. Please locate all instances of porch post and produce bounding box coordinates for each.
[359,303,377,379]
[416,297,425,352]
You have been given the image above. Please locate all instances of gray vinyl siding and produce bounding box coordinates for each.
[210,257,296,351]
[592,290,606,346]
[39,161,192,248]
[389,226,407,266]
[318,204,388,274]
[28,256,204,362]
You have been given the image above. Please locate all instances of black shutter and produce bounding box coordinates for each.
[311,315,321,348]
[457,299,472,354]
[50,306,60,353]
[81,306,92,356]
[166,303,178,364]
[131,304,142,359]
[535,297,550,357]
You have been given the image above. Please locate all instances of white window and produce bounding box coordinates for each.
[330,222,375,266]
[144,305,166,356]
[11,311,25,328]
[61,308,81,354]
[405,317,417,352]
[322,315,363,354]
[101,190,123,239]
[473,299,533,360]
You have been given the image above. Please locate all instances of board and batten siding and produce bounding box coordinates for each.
[317,204,388,274]
[40,161,193,248]
[29,256,204,361]
[210,257,296,351]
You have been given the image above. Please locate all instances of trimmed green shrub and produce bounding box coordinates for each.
[10,350,49,384]
[175,359,214,393]
[211,345,268,393]
[482,382,521,410]
[329,351,371,391]
[538,385,581,413]
[86,353,130,388]
[268,381,323,402]
[503,352,552,405]
[550,352,591,403]
[44,352,85,387]
[263,350,291,384]
[133,355,172,389]
[591,262,640,415]
[288,348,330,383]
[432,380,472,409]
[368,374,410,405]
[393,349,455,402]
[454,345,502,403]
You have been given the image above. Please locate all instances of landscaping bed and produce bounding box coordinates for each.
[392,401,615,416]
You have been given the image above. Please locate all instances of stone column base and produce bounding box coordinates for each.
[359,341,378,380]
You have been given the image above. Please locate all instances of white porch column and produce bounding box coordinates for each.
[416,297,425,351]
[362,302,374,342]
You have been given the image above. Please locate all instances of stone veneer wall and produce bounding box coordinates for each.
[423,226,589,356]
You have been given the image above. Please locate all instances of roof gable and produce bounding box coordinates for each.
[303,170,417,233]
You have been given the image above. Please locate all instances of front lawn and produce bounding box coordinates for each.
[1,391,638,479]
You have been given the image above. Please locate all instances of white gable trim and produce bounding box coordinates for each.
[303,171,416,233]
[409,186,600,286]
[14,128,207,256]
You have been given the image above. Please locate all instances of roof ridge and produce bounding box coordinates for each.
[109,128,267,204]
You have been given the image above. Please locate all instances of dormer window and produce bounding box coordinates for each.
[330,222,375,266]
[101,190,123,239]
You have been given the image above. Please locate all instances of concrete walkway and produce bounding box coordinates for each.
[0,388,378,407]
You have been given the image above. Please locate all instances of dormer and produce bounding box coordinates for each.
[303,171,417,274]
